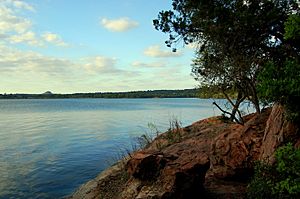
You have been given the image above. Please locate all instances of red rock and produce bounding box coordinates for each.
[124,141,210,198]
[259,104,299,163]
[210,109,271,180]
[126,152,167,181]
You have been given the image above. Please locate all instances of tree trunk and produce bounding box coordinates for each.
[246,79,261,114]
[221,90,246,124]
[249,83,261,114]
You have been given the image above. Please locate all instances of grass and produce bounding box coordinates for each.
[164,118,183,143]
[135,122,161,149]
[105,117,184,169]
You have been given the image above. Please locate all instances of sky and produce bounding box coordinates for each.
[0,0,197,94]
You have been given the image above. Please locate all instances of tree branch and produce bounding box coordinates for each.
[212,101,243,125]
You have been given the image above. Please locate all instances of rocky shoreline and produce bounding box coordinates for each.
[68,104,299,199]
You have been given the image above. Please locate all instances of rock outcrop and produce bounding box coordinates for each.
[123,150,210,198]
[69,105,299,199]
[259,103,299,163]
[210,108,270,180]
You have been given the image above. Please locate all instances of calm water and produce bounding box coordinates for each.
[0,98,222,199]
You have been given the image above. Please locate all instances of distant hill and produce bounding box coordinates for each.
[0,89,199,99]
[42,91,53,95]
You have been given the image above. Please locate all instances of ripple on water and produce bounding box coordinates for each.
[0,98,229,198]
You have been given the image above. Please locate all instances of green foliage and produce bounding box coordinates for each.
[247,162,276,199]
[257,9,300,123]
[258,59,300,122]
[197,85,237,99]
[258,60,300,103]
[275,143,300,176]
[247,143,300,199]
[284,14,300,40]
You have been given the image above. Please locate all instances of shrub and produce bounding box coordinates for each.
[247,143,300,199]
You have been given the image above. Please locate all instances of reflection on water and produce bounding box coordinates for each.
[0,98,223,198]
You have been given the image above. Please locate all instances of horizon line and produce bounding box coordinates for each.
[1,88,198,95]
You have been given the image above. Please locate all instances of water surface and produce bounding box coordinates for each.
[0,98,222,198]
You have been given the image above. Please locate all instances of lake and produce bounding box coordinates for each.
[0,98,223,199]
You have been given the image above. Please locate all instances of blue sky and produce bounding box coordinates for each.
[0,0,197,94]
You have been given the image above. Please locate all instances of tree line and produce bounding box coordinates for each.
[0,89,202,99]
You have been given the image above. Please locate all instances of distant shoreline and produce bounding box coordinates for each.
[0,89,199,99]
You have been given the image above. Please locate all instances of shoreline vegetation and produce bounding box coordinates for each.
[0,88,227,99]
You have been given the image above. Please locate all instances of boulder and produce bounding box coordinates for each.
[126,152,167,181]
[210,108,271,180]
[259,103,299,163]
[124,143,210,198]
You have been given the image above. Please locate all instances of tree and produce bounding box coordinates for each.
[258,13,300,123]
[154,0,299,123]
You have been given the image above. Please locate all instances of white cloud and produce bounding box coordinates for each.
[82,56,120,73]
[9,31,42,46]
[0,44,195,93]
[0,44,73,74]
[0,44,80,93]
[0,44,124,76]
[0,5,32,34]
[100,17,139,32]
[9,0,35,11]
[42,32,68,47]
[0,1,67,47]
[144,45,182,58]
[131,61,166,68]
